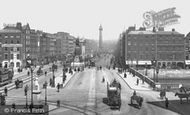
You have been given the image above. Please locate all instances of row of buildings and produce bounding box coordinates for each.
[0,22,98,70]
[115,26,190,69]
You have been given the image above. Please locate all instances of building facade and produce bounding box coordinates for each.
[0,24,23,69]
[124,27,185,68]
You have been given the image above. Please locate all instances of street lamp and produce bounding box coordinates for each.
[24,85,29,107]
[145,63,148,76]
[44,81,47,105]
[26,55,34,109]
[52,63,55,87]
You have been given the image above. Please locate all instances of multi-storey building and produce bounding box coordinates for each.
[67,35,75,55]
[29,29,39,64]
[183,32,190,67]
[0,24,23,69]
[124,27,185,68]
[156,29,185,68]
[39,33,49,64]
[0,22,79,67]
[55,32,75,55]
[55,34,62,60]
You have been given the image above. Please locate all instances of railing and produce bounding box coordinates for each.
[128,67,182,91]
[159,83,179,91]
[128,67,156,88]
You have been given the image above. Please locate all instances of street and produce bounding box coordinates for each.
[0,55,182,115]
[48,67,179,115]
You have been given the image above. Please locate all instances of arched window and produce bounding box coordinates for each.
[10,62,14,68]
[16,62,20,67]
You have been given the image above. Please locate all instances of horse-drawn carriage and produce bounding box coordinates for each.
[15,79,23,89]
[130,91,143,108]
[37,67,43,76]
[107,79,121,110]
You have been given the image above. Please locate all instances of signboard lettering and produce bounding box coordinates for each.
[143,7,180,29]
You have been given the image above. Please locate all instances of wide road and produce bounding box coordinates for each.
[49,67,179,115]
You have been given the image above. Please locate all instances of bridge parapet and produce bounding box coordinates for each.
[128,67,156,88]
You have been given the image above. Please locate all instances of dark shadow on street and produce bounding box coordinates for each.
[147,99,190,115]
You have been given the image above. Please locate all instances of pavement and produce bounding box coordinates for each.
[112,69,180,101]
[115,70,153,91]
[47,70,76,89]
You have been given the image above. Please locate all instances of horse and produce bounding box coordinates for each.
[175,92,190,104]
[160,90,166,99]
[131,95,143,108]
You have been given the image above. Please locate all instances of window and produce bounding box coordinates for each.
[17,54,20,59]
[16,36,20,38]
[17,40,20,44]
[5,40,7,43]
[17,47,19,51]
[10,48,13,51]
[11,54,13,59]
[4,62,8,68]
[128,41,131,45]
[16,62,20,67]
[26,30,30,34]
[4,47,8,51]
[11,40,13,43]
[26,36,30,39]
[4,54,8,59]
[26,40,30,45]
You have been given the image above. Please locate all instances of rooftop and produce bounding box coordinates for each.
[156,31,182,35]
[0,29,21,33]
[128,30,182,35]
[128,31,155,35]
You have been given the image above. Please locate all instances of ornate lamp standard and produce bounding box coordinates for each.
[52,63,55,87]
[26,55,34,108]
[44,81,47,105]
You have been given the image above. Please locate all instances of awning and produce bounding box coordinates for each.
[126,60,151,65]
[185,60,190,65]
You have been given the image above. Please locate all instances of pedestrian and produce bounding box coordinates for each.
[27,71,30,76]
[50,78,52,86]
[133,90,136,96]
[137,78,139,85]
[57,83,60,92]
[165,97,169,108]
[78,67,80,72]
[4,87,8,96]
[124,73,127,78]
[45,71,47,76]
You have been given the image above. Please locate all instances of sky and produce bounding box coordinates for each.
[0,0,189,41]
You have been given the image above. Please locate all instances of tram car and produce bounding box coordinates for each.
[0,68,14,86]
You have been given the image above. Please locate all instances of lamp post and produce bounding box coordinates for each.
[24,85,29,107]
[26,55,34,108]
[52,65,55,87]
[44,81,47,105]
[145,63,147,76]
[52,63,55,87]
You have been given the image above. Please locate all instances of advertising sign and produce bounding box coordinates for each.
[143,7,180,29]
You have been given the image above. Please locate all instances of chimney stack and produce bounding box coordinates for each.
[16,22,22,30]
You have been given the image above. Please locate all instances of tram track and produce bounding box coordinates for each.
[0,66,51,93]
